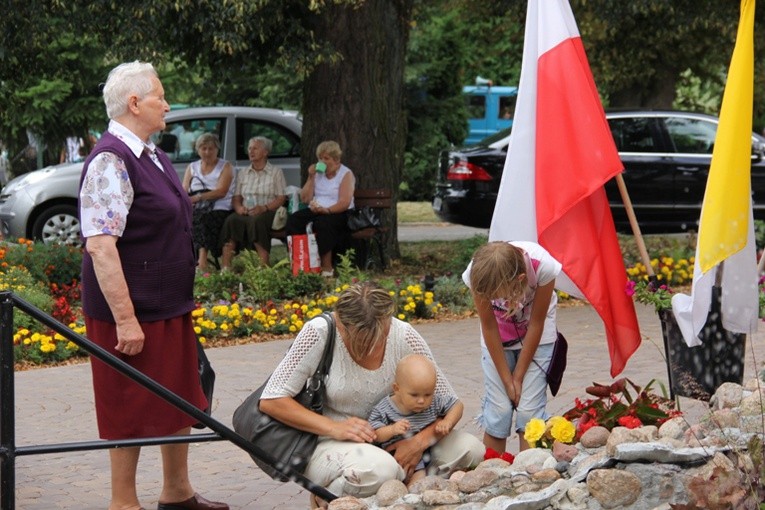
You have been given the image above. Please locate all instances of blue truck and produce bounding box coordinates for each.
[463,84,518,145]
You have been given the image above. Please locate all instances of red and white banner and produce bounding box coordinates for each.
[490,0,641,377]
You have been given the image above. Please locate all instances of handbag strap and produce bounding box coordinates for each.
[314,312,336,377]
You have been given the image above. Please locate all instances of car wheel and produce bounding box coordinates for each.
[32,205,81,246]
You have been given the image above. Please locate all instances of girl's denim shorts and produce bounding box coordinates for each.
[478,342,554,438]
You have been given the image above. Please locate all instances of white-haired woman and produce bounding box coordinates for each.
[79,61,228,510]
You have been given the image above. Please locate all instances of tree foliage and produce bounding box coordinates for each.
[0,1,110,172]
[571,0,740,108]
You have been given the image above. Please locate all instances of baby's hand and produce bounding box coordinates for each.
[392,419,411,435]
[435,421,453,436]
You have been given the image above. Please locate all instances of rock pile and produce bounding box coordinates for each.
[326,378,765,510]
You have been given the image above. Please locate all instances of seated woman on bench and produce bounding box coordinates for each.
[285,140,355,277]
[220,136,286,268]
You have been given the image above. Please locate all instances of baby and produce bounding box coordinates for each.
[368,354,464,484]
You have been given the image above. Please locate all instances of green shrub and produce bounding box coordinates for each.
[238,251,327,302]
[433,275,473,313]
[1,240,82,287]
[0,265,55,331]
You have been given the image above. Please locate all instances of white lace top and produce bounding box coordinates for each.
[261,316,456,428]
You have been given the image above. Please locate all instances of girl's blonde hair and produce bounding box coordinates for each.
[469,241,528,302]
[334,281,395,360]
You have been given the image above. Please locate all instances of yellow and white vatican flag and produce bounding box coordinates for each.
[671,0,759,347]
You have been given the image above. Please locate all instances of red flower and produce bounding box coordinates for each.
[617,415,643,429]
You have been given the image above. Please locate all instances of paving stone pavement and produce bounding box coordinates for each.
[9,303,765,509]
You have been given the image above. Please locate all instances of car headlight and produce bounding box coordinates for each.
[1,167,56,194]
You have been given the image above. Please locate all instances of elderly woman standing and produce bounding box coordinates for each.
[182,133,234,272]
[79,61,228,510]
[285,140,354,277]
[220,136,286,268]
[260,282,484,505]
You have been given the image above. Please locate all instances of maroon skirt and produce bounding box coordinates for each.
[86,314,207,440]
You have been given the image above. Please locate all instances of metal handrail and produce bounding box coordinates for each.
[0,291,336,509]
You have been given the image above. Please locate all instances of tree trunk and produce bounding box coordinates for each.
[609,70,678,109]
[302,0,412,261]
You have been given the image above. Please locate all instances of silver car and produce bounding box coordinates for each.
[0,106,303,244]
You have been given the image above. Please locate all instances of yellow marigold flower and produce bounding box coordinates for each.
[199,337,207,344]
[397,313,406,320]
[289,325,297,332]
[194,326,202,335]
[65,341,78,350]
[220,323,229,331]
[234,319,241,327]
[425,291,434,299]
[424,298,433,306]
[23,338,31,345]
[524,418,546,444]
[301,304,309,313]
[291,313,299,321]
[292,303,300,309]
[295,320,304,329]
[192,308,205,317]
[54,333,64,341]
[550,417,576,444]
[243,308,253,317]
[270,309,278,315]
[40,343,56,353]
[19,328,29,336]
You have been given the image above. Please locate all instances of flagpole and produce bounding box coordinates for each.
[615,174,655,278]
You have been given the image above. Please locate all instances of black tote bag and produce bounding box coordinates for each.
[232,313,336,481]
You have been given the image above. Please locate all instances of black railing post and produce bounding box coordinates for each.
[0,291,16,510]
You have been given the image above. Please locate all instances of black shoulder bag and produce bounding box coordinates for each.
[347,206,381,231]
[232,312,336,481]
[192,340,216,430]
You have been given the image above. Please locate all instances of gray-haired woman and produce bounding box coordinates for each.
[181,133,234,272]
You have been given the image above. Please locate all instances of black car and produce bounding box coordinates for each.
[432,110,765,233]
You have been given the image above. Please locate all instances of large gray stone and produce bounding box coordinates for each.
[375,479,407,506]
[586,469,641,509]
[612,442,714,463]
[710,382,743,410]
[623,463,689,509]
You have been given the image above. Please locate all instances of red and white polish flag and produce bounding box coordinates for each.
[489,0,641,377]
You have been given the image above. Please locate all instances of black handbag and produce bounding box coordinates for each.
[232,313,335,481]
[189,188,214,213]
[546,332,568,396]
[193,340,216,429]
[347,206,381,231]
